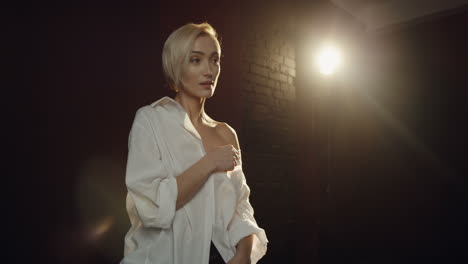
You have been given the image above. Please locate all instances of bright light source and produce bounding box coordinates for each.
[316,45,342,75]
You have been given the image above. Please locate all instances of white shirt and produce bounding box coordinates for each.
[121,97,268,264]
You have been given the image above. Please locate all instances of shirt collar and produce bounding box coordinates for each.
[151,96,203,142]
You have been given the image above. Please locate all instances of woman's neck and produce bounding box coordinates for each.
[174,92,206,126]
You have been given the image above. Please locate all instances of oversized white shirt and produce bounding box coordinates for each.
[121,97,268,264]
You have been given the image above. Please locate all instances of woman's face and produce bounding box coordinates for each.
[179,34,221,99]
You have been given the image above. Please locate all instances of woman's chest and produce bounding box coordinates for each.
[197,126,228,152]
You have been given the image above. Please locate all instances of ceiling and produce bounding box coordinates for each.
[330,0,468,32]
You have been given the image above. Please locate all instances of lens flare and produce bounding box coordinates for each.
[88,216,114,241]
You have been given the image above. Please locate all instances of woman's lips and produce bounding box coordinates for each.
[200,81,214,88]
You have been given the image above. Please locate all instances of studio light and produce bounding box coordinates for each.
[316,45,342,75]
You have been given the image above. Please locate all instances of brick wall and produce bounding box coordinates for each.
[238,23,298,262]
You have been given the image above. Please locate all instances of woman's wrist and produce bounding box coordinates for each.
[233,253,251,264]
[200,155,216,175]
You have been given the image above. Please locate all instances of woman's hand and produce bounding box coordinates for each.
[227,253,251,264]
[204,145,239,172]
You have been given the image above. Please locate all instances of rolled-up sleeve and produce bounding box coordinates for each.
[228,169,268,263]
[125,109,178,229]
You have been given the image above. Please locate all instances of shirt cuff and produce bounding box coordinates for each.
[229,219,268,264]
[155,176,178,229]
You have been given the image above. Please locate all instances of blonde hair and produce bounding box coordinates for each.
[162,22,220,91]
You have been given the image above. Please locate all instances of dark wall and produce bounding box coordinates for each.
[13,2,164,263]
[314,7,468,264]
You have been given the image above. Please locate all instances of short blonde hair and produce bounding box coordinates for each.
[162,22,220,91]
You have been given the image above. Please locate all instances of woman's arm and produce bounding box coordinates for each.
[217,123,255,262]
[218,122,268,263]
[227,234,254,264]
[175,155,214,210]
[234,234,254,259]
[176,144,239,210]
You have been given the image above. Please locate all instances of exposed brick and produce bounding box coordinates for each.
[254,84,271,96]
[242,82,254,92]
[280,46,288,57]
[253,56,268,68]
[284,57,296,68]
[288,67,296,77]
[244,92,272,106]
[244,72,269,86]
[270,53,284,64]
[279,65,296,77]
[272,90,283,98]
[265,38,282,52]
[287,46,295,59]
[267,79,281,89]
[278,99,293,109]
[239,27,298,238]
[267,61,280,72]
[253,47,270,58]
[240,72,250,81]
[250,64,269,78]
[269,72,288,83]
[279,64,289,74]
[280,82,294,91]
[241,55,253,63]
[251,105,270,121]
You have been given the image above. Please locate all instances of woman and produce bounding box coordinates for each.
[121,22,268,264]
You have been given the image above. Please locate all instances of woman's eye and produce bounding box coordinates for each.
[212,58,220,64]
[190,57,200,63]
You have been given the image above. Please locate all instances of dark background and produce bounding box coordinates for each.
[312,8,468,263]
[7,0,468,263]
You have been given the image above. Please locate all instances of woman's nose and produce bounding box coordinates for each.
[204,61,213,77]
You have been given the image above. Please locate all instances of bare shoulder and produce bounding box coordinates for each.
[203,113,240,150]
[215,122,240,150]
